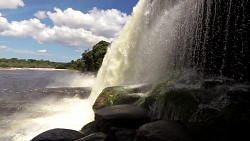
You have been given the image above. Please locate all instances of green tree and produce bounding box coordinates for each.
[81,40,110,72]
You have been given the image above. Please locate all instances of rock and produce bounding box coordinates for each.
[93,86,134,110]
[80,121,99,136]
[93,84,152,110]
[95,105,149,132]
[136,120,193,141]
[145,80,250,124]
[31,128,84,141]
[227,85,250,105]
[109,127,136,141]
[201,79,223,88]
[186,123,229,141]
[75,132,107,141]
[147,88,200,122]
[191,108,219,123]
[113,94,141,105]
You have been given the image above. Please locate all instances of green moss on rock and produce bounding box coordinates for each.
[158,89,199,122]
[93,86,140,110]
[145,81,201,122]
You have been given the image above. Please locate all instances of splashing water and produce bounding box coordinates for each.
[0,70,95,141]
[91,0,249,101]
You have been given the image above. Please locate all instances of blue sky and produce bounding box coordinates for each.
[0,0,138,62]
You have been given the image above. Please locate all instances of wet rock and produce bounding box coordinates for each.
[80,121,99,136]
[93,86,134,110]
[113,94,141,105]
[147,88,200,122]
[31,128,84,141]
[192,108,219,123]
[186,123,229,141]
[95,105,149,132]
[109,127,136,141]
[75,132,107,141]
[227,86,250,105]
[202,79,223,88]
[93,84,151,110]
[136,120,193,141]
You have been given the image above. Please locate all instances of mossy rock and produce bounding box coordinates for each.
[93,86,143,110]
[144,81,201,122]
[157,89,199,122]
[150,81,170,96]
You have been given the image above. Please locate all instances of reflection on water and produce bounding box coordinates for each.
[0,69,95,141]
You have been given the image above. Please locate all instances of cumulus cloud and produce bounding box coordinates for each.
[47,7,129,38]
[0,7,129,48]
[34,11,47,19]
[0,18,46,37]
[0,0,24,9]
[0,13,9,30]
[34,26,108,47]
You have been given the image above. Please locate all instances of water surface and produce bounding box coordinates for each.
[0,69,94,141]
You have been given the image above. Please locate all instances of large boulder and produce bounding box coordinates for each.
[31,128,84,141]
[93,84,151,110]
[145,84,200,122]
[75,132,107,141]
[144,79,250,124]
[186,123,229,141]
[136,120,193,141]
[108,127,136,141]
[95,105,149,132]
[80,121,99,137]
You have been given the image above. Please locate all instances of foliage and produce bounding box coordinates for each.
[67,40,110,72]
[0,41,110,71]
[0,58,65,69]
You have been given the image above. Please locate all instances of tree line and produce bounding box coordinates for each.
[0,58,64,68]
[0,41,110,72]
[64,40,110,72]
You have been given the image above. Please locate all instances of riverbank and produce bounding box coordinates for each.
[0,67,78,72]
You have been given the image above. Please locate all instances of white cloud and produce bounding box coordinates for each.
[0,13,9,30]
[0,0,24,9]
[0,45,51,55]
[0,45,8,49]
[0,18,46,37]
[34,11,47,19]
[34,26,108,47]
[47,7,129,38]
[0,7,129,48]
[37,49,47,53]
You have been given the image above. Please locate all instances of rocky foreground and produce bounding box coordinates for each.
[31,78,250,141]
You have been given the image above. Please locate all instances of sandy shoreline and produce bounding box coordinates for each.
[0,67,78,72]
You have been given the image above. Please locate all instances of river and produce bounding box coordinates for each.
[0,69,95,141]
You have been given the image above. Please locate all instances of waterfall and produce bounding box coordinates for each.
[90,0,250,102]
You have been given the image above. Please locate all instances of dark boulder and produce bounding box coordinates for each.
[31,128,84,141]
[108,127,136,141]
[186,123,229,141]
[95,105,149,132]
[80,121,99,137]
[146,87,200,122]
[74,132,107,141]
[136,120,193,141]
[93,84,152,110]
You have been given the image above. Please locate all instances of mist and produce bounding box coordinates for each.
[0,72,95,141]
[47,72,95,88]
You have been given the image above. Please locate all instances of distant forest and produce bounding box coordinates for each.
[0,41,110,72]
[0,58,64,69]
